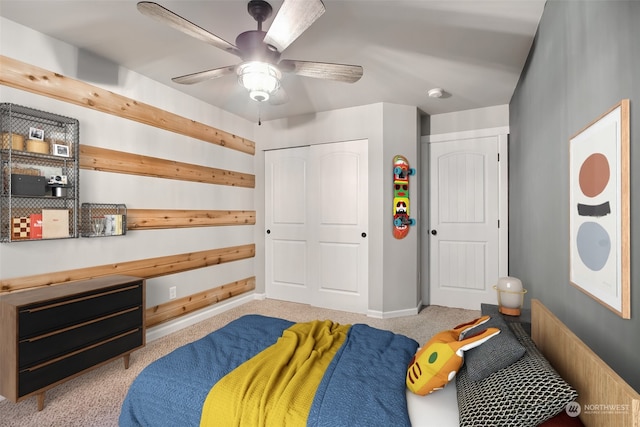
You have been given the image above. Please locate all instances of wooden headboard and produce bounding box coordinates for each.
[531,299,640,427]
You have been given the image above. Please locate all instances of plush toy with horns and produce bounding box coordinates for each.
[406,316,500,395]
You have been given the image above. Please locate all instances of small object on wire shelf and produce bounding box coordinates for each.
[80,203,127,237]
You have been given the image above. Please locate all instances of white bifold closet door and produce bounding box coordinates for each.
[265,139,368,313]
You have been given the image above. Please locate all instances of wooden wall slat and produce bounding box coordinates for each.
[0,244,255,293]
[0,55,255,155]
[0,56,259,320]
[80,145,255,188]
[146,277,256,327]
[127,209,255,230]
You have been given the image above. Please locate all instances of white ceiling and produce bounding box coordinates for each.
[0,0,546,123]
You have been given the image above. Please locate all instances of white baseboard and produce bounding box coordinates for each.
[367,301,421,319]
[146,292,264,342]
[146,293,418,340]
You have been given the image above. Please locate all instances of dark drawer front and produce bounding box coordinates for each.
[19,308,142,368]
[18,328,143,397]
[18,283,143,338]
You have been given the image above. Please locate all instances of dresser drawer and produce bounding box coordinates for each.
[19,307,142,368]
[18,328,143,397]
[18,282,143,339]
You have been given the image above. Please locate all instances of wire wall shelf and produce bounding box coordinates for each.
[80,203,127,237]
[1,103,79,242]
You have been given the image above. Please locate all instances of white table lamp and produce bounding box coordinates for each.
[493,276,527,316]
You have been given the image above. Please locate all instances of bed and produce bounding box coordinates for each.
[119,299,640,426]
[530,299,640,427]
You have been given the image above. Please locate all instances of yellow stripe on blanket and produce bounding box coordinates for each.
[200,320,350,427]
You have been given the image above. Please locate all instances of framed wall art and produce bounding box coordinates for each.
[28,126,44,141]
[569,99,630,318]
[52,143,70,157]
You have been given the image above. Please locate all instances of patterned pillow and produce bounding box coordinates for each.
[461,314,526,381]
[456,322,578,427]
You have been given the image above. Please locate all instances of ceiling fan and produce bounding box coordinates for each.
[137,0,363,104]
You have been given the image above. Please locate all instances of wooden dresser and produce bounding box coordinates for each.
[0,275,145,410]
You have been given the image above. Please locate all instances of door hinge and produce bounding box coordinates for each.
[498,219,500,228]
[497,153,500,162]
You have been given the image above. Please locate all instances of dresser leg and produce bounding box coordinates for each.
[37,392,45,411]
[123,353,130,369]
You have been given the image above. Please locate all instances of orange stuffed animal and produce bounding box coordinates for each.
[406,316,500,395]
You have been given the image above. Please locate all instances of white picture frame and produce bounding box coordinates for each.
[52,144,70,157]
[28,127,44,141]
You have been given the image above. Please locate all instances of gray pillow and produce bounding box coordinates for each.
[461,314,525,381]
[456,322,578,427]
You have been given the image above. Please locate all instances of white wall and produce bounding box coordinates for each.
[424,104,509,136]
[256,102,420,316]
[0,18,256,319]
[1,17,422,324]
[382,104,422,312]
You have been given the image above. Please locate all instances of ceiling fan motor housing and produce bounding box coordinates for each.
[236,30,281,63]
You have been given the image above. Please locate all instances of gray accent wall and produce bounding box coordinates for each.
[509,0,639,391]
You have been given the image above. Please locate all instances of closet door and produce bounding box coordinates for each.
[265,146,311,304]
[308,139,368,313]
[265,140,368,313]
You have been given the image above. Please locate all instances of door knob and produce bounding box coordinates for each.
[361,232,367,238]
[266,229,271,234]
[431,229,437,235]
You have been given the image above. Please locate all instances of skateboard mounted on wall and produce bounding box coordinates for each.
[393,155,416,239]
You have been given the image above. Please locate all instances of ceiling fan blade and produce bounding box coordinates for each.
[264,0,325,53]
[172,65,237,85]
[279,60,363,83]
[137,1,241,57]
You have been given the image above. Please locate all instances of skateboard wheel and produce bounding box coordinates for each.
[409,218,416,226]
[394,166,403,175]
[408,168,416,176]
[394,218,402,227]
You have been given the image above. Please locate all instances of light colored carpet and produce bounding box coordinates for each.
[0,298,479,427]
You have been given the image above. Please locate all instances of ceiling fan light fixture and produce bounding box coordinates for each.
[237,61,281,102]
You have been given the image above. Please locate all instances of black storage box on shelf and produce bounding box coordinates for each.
[10,174,47,196]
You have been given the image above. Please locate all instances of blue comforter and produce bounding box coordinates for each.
[119,315,418,426]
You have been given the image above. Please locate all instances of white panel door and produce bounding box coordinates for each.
[265,140,368,313]
[308,139,368,313]
[429,137,499,309]
[265,147,310,304]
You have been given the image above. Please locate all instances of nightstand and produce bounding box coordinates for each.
[481,303,532,336]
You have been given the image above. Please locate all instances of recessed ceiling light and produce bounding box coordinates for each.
[427,88,444,98]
